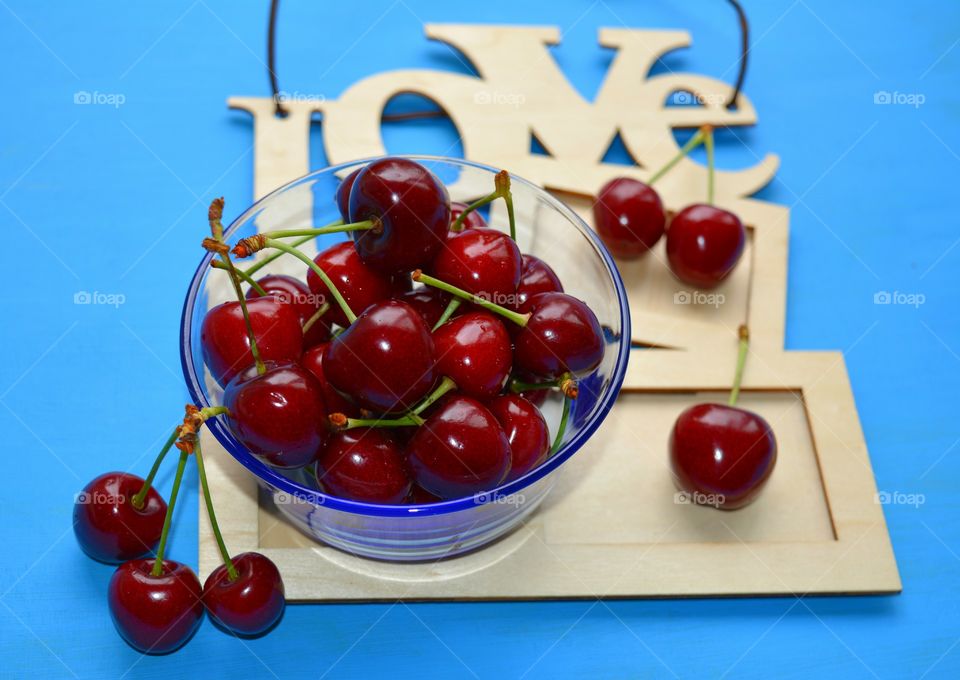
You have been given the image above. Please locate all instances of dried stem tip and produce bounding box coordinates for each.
[208,197,224,224]
[560,376,579,399]
[329,413,348,430]
[233,234,268,258]
[202,237,229,255]
[738,324,749,342]
[494,170,511,196]
[410,269,423,282]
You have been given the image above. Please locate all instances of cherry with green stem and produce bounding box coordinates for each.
[233,234,357,324]
[451,170,516,240]
[328,376,459,430]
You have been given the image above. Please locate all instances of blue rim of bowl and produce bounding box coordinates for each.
[180,154,631,518]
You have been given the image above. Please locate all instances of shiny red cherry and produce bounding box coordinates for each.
[247,274,330,349]
[335,167,362,221]
[108,559,204,654]
[406,396,511,499]
[593,177,665,258]
[514,292,604,379]
[201,296,302,387]
[666,204,745,289]
[203,552,285,636]
[433,312,511,399]
[669,403,777,510]
[306,241,398,327]
[301,343,356,416]
[450,201,487,230]
[323,299,437,413]
[317,429,411,503]
[487,395,549,481]
[348,157,450,273]
[224,361,327,469]
[397,286,452,329]
[432,228,522,304]
[74,472,166,564]
[514,254,564,312]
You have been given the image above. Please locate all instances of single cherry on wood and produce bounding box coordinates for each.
[666,204,745,289]
[323,299,438,413]
[348,157,451,273]
[433,311,512,399]
[203,552,285,637]
[200,296,302,387]
[316,428,412,504]
[108,559,204,654]
[306,241,399,327]
[593,177,666,259]
[73,472,166,564]
[224,361,328,469]
[487,395,550,481]
[406,395,512,499]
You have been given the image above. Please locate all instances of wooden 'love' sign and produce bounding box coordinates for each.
[199,24,899,600]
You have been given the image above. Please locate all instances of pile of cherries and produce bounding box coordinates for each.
[592,126,747,289]
[203,157,605,504]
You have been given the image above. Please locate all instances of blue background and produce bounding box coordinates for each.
[1,0,958,677]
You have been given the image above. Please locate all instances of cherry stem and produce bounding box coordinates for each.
[261,220,376,240]
[412,271,530,327]
[302,302,330,334]
[329,412,424,430]
[451,170,517,241]
[131,426,180,510]
[550,392,572,454]
[151,449,189,577]
[647,126,708,186]
[431,298,461,331]
[705,125,716,205]
[728,324,749,407]
[509,374,578,399]
[243,233,316,277]
[254,238,357,324]
[194,437,238,581]
[210,260,267,296]
[411,376,457,416]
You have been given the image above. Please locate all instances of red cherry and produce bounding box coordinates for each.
[73,472,166,564]
[301,343,356,416]
[396,286,452,329]
[432,229,522,303]
[514,254,564,312]
[450,201,487,229]
[666,204,745,289]
[247,274,330,349]
[108,559,204,654]
[316,429,412,503]
[201,296,303,387]
[224,361,327,469]
[487,395,549,481]
[593,177,665,258]
[202,552,285,636]
[323,299,437,413]
[335,167,362,221]
[514,292,604,379]
[306,241,397,327]
[406,396,511,499]
[348,158,450,273]
[669,403,777,509]
[433,312,512,399]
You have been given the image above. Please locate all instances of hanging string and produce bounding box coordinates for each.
[265,0,750,118]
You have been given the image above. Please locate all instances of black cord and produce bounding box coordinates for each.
[725,0,750,109]
[268,0,287,117]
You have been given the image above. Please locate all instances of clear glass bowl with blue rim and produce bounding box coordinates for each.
[181,155,630,562]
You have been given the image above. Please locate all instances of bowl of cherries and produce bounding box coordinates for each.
[181,156,630,561]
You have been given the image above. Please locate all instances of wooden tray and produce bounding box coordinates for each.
[199,24,899,600]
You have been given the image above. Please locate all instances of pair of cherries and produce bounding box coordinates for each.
[592,127,746,289]
[203,158,605,503]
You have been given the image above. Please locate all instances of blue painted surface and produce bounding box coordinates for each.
[1,0,958,677]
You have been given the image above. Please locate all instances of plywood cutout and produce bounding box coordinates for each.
[200,24,899,600]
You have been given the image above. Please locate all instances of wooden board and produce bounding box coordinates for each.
[199,24,899,600]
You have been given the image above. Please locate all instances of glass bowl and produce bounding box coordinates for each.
[181,156,630,562]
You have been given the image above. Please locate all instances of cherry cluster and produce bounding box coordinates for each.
[592,126,746,288]
[204,158,606,504]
